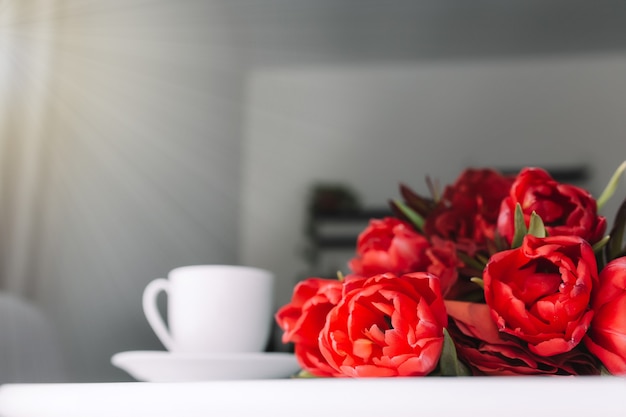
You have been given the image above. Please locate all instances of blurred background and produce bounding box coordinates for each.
[1,0,625,382]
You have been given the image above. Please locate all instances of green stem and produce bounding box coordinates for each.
[597,160,626,210]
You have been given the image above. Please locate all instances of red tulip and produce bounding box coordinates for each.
[319,272,447,377]
[484,235,596,356]
[585,257,626,375]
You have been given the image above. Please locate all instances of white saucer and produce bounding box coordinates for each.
[111,351,300,382]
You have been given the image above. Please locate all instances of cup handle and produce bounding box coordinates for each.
[142,278,174,351]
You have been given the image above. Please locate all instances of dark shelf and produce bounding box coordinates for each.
[311,235,359,248]
[311,208,392,221]
[308,207,392,249]
[498,165,589,182]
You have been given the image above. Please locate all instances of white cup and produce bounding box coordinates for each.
[142,265,274,353]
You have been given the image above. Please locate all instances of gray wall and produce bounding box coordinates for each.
[232,0,626,65]
[31,0,245,382]
[8,0,626,381]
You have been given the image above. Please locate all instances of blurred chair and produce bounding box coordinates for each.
[0,292,68,383]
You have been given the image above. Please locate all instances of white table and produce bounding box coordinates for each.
[0,377,625,417]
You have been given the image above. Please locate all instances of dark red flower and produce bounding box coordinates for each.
[446,301,600,375]
[423,237,461,297]
[424,168,513,254]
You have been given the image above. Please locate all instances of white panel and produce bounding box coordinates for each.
[1,378,625,417]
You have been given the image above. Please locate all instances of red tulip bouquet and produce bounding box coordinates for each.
[276,162,626,377]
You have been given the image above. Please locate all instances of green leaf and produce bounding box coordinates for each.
[597,160,626,210]
[606,197,626,261]
[398,183,434,217]
[494,231,508,251]
[425,176,441,203]
[457,252,487,271]
[440,329,471,376]
[600,365,612,376]
[470,277,485,289]
[511,203,528,248]
[476,254,490,265]
[294,369,319,378]
[392,199,425,232]
[592,235,610,253]
[527,211,547,238]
